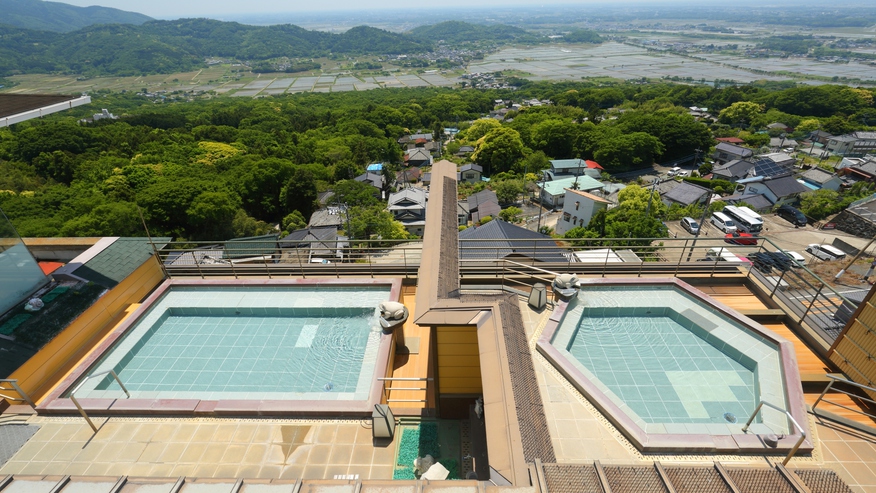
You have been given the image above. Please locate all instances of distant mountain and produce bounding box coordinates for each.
[410,20,544,45]
[0,0,153,32]
[0,19,433,77]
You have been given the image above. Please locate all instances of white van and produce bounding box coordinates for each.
[805,244,846,261]
[706,247,739,262]
[710,212,737,234]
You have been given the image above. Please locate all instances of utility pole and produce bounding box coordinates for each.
[536,173,546,233]
[686,203,712,261]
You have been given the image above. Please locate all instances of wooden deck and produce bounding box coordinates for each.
[385,285,435,415]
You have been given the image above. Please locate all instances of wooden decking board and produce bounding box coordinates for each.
[762,323,833,380]
[806,392,876,427]
[386,285,435,413]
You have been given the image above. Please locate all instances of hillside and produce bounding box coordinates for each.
[410,20,545,45]
[0,0,153,32]
[0,19,433,77]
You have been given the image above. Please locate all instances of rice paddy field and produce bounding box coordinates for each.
[5,38,876,97]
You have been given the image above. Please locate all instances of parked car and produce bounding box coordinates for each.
[776,205,807,227]
[680,217,700,234]
[724,231,758,245]
[805,244,846,261]
[667,166,681,176]
[775,250,806,267]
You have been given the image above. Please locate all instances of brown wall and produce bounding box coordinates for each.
[436,326,482,395]
[829,292,876,401]
[5,256,165,405]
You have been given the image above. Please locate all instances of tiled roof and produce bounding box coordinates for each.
[763,175,810,198]
[662,181,710,206]
[715,142,753,157]
[565,188,611,204]
[459,220,567,262]
[223,234,279,260]
[712,159,754,180]
[459,163,482,173]
[801,167,837,184]
[0,94,82,119]
[468,189,499,210]
[76,237,171,288]
[724,193,773,211]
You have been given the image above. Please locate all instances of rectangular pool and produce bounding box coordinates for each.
[44,279,401,416]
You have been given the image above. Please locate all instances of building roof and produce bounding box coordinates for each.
[715,142,753,157]
[459,219,567,262]
[354,172,383,188]
[471,201,502,223]
[752,156,794,179]
[801,167,838,185]
[662,181,711,206]
[564,188,612,204]
[223,234,279,260]
[541,176,603,196]
[770,137,798,148]
[724,193,774,211]
[715,137,745,144]
[459,163,483,173]
[308,207,346,228]
[366,163,383,172]
[388,187,427,208]
[0,94,92,126]
[711,159,754,180]
[468,189,499,210]
[762,175,810,199]
[405,148,431,162]
[549,158,602,171]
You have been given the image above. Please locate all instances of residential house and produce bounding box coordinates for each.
[223,234,280,263]
[770,137,798,151]
[712,142,754,165]
[555,189,612,235]
[800,167,843,192]
[715,137,746,145]
[544,158,603,181]
[661,181,711,207]
[827,131,876,157]
[711,159,755,182]
[809,130,833,146]
[758,152,796,169]
[723,193,775,212]
[741,175,810,206]
[405,148,432,167]
[767,122,792,133]
[354,172,384,197]
[279,226,348,262]
[422,172,432,187]
[459,219,568,262]
[457,201,470,226]
[468,189,501,224]
[396,167,421,185]
[539,175,603,209]
[839,157,876,183]
[397,132,433,145]
[458,164,483,184]
[455,145,475,157]
[388,187,428,236]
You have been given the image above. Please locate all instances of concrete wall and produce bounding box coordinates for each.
[5,255,164,405]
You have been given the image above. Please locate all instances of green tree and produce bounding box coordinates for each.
[187,191,240,240]
[462,118,501,143]
[60,201,143,237]
[594,133,664,172]
[798,189,840,220]
[281,167,318,219]
[493,179,523,204]
[332,179,381,208]
[347,205,408,242]
[281,210,307,232]
[718,101,764,126]
[499,206,523,223]
[472,126,525,174]
[231,210,273,238]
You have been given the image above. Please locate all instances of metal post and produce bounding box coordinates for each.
[811,379,836,409]
[770,266,788,298]
[801,283,825,324]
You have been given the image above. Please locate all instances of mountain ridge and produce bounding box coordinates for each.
[1,0,153,32]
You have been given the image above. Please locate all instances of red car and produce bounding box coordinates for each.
[725,231,758,245]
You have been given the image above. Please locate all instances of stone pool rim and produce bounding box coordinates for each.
[536,277,811,454]
[39,278,401,417]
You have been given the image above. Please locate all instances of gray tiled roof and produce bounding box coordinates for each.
[763,175,809,198]
[724,193,773,211]
[662,181,710,206]
[801,167,837,184]
[712,159,754,180]
[459,219,567,262]
[76,237,170,288]
[223,234,279,260]
[715,142,753,157]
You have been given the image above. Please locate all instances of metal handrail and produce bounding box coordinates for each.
[0,379,35,408]
[812,374,876,423]
[742,400,807,465]
[69,370,130,432]
[378,377,432,404]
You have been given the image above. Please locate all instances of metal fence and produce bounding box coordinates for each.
[153,235,856,346]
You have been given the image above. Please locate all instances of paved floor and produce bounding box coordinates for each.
[0,418,396,479]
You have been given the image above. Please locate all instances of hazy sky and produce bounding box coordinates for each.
[56,0,711,19]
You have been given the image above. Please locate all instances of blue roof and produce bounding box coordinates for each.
[366,163,383,172]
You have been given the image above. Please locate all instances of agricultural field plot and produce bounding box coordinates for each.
[694,53,876,81]
[468,42,787,83]
[396,74,430,87]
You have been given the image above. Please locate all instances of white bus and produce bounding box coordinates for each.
[723,205,763,235]
[737,206,763,224]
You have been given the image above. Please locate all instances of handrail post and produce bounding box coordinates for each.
[742,399,807,466]
[770,266,788,298]
[69,394,98,433]
[800,283,825,325]
[0,379,35,408]
[68,370,130,434]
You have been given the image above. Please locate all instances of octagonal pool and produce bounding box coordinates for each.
[537,278,809,454]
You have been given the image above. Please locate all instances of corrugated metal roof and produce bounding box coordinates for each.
[542,176,603,196]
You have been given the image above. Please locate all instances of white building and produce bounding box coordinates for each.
[555,188,612,235]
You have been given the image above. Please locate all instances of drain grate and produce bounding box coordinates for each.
[723,412,737,423]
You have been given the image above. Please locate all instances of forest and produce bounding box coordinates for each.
[0,81,873,243]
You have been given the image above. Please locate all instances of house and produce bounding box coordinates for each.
[661,181,711,207]
[809,130,834,146]
[458,164,483,184]
[468,189,501,224]
[544,158,603,181]
[455,145,475,157]
[555,189,612,235]
[396,167,421,185]
[279,226,348,261]
[715,137,746,145]
[387,187,428,236]
[723,193,775,212]
[405,148,432,167]
[711,159,755,182]
[421,172,432,187]
[457,201,470,226]
[741,175,810,206]
[397,132,433,145]
[354,172,384,195]
[767,122,792,133]
[826,132,876,157]
[770,137,798,150]
[459,219,568,262]
[712,142,753,165]
[800,167,843,192]
[839,157,876,183]
[538,175,603,209]
[758,152,796,169]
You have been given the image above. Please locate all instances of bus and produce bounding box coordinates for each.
[723,205,763,235]
[736,206,763,224]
